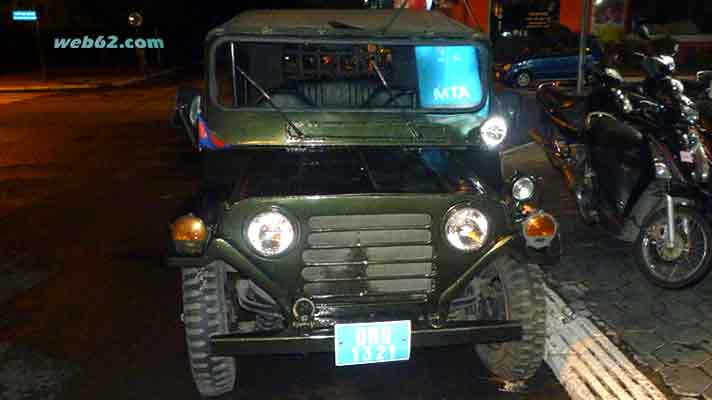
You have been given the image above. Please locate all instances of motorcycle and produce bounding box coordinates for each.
[530,32,712,289]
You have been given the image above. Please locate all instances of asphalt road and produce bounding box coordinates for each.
[0,74,568,400]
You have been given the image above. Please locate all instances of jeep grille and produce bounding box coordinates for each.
[301,214,436,303]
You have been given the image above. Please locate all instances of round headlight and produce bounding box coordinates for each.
[480,117,508,148]
[512,177,535,201]
[445,207,489,252]
[246,211,295,257]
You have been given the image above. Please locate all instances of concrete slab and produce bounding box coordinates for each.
[622,331,666,355]
[660,366,712,397]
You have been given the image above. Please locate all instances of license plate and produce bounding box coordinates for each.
[334,320,411,366]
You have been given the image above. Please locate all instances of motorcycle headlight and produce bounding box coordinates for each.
[246,211,296,257]
[444,207,489,252]
[480,117,508,148]
[512,176,536,202]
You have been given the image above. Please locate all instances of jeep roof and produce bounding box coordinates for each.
[208,9,485,40]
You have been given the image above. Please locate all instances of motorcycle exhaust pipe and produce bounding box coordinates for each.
[666,195,676,249]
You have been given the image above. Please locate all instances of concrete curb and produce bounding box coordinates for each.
[545,284,669,400]
[0,66,183,93]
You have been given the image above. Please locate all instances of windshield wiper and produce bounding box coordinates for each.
[366,53,423,141]
[380,1,408,35]
[233,63,305,139]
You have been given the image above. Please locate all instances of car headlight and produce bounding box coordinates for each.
[512,176,535,201]
[246,211,296,257]
[480,117,508,148]
[444,207,489,252]
[503,64,512,72]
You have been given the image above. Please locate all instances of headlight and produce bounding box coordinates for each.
[247,211,296,256]
[480,117,508,148]
[503,64,512,72]
[444,207,489,252]
[512,177,535,201]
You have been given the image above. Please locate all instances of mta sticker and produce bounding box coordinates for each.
[415,45,482,109]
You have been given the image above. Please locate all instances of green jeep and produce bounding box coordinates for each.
[169,9,559,397]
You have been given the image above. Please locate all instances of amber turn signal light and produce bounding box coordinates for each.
[522,212,557,250]
[524,213,557,238]
[171,214,207,242]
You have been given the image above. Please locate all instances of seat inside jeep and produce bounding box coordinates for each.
[215,43,419,109]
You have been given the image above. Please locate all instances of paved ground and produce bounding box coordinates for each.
[0,67,182,92]
[0,74,568,400]
[504,144,712,400]
[0,93,49,106]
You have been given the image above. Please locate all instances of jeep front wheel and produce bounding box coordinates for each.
[474,255,546,382]
[182,262,237,397]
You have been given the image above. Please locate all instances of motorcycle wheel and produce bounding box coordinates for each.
[635,207,712,289]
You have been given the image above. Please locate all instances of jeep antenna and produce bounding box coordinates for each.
[380,0,409,34]
[461,0,483,32]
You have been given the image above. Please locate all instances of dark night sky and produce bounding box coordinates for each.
[70,0,365,30]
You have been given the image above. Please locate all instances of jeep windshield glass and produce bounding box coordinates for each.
[212,41,485,112]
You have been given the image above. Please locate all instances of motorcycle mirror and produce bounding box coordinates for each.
[637,24,652,41]
[698,71,712,84]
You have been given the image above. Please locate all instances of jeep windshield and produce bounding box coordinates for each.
[210,40,487,113]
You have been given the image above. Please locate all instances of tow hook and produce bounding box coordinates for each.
[666,195,676,249]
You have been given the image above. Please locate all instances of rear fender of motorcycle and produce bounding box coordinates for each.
[618,183,695,242]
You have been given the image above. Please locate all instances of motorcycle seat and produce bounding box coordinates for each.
[587,113,643,147]
[537,84,589,133]
[538,84,588,111]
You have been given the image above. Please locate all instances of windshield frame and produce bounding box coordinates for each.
[207,35,491,115]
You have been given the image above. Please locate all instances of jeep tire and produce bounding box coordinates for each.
[474,255,546,382]
[182,262,237,397]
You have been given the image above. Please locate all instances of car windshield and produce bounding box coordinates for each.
[212,41,485,112]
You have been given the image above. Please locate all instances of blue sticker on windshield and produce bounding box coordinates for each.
[415,46,482,109]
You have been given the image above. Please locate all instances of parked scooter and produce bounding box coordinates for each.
[530,32,712,289]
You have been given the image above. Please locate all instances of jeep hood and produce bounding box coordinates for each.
[204,104,491,148]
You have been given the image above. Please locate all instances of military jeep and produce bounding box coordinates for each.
[170,9,559,398]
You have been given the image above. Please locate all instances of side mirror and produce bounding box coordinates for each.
[637,24,652,41]
[173,87,202,149]
[698,71,712,85]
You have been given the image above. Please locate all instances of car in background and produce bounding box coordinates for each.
[497,45,602,88]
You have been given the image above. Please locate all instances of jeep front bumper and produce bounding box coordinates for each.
[210,320,522,356]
